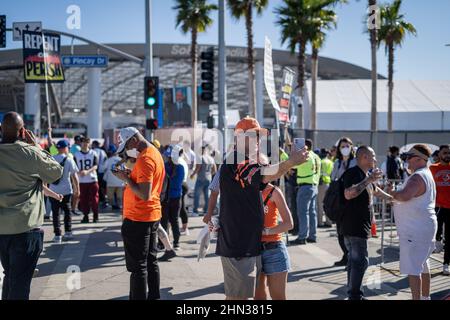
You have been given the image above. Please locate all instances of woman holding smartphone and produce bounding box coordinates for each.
[254,183,294,300]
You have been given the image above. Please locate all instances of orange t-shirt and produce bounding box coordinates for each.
[430,163,450,209]
[123,146,165,222]
[261,186,283,243]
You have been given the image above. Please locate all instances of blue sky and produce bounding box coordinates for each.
[1,0,450,80]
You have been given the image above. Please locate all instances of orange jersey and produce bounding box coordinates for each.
[123,146,165,222]
[430,163,450,209]
[261,186,282,243]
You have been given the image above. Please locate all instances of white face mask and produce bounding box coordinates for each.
[126,148,140,159]
[341,147,351,157]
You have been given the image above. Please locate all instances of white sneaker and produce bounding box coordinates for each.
[63,232,74,241]
[434,240,444,253]
[183,228,190,236]
[443,264,450,275]
[53,235,62,244]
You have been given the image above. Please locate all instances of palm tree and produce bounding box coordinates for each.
[228,0,269,119]
[174,0,218,127]
[309,6,340,130]
[274,0,338,130]
[378,0,416,131]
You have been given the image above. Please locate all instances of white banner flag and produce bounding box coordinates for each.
[264,37,280,112]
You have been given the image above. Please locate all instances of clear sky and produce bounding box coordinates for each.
[1,0,450,80]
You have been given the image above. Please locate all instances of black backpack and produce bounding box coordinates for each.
[323,160,349,223]
[323,177,345,223]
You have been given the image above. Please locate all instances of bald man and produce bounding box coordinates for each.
[0,112,63,300]
[341,146,393,300]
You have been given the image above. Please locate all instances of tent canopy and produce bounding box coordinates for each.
[305,80,450,131]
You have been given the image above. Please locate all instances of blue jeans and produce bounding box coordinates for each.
[344,236,369,300]
[296,185,318,240]
[193,178,210,213]
[0,229,44,300]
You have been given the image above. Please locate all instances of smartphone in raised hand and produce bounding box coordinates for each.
[293,138,305,152]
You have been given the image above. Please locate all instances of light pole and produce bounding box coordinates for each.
[145,0,154,141]
[218,0,227,155]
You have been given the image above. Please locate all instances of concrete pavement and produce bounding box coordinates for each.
[1,210,449,300]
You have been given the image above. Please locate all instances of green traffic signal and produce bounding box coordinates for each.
[147,97,156,106]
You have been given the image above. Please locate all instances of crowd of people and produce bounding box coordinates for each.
[0,111,448,301]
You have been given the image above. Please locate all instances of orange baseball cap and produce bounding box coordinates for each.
[235,116,268,135]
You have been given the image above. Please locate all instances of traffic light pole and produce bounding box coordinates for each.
[218,0,227,155]
[145,0,154,141]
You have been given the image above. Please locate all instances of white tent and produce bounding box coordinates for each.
[305,80,450,131]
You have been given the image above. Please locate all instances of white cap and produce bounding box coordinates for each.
[116,127,139,154]
[171,144,183,164]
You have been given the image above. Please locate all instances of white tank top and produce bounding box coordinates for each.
[393,167,437,241]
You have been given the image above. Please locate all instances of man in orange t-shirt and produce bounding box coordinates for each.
[430,144,450,275]
[113,127,165,300]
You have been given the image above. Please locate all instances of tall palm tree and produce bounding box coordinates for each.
[174,0,218,127]
[228,0,269,119]
[274,0,338,130]
[309,5,340,130]
[378,0,416,131]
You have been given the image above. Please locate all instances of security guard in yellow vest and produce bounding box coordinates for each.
[290,139,321,245]
[318,149,334,228]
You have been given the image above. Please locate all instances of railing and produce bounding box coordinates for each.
[373,178,404,267]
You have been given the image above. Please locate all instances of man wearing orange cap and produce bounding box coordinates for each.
[216,116,308,300]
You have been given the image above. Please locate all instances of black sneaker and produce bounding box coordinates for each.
[173,243,180,250]
[306,238,317,243]
[334,257,348,267]
[44,215,51,221]
[157,243,165,252]
[158,250,177,262]
[289,238,306,246]
[81,216,89,224]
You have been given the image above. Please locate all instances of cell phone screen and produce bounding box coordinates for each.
[293,138,305,151]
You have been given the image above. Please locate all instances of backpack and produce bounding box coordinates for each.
[322,160,349,223]
[323,178,345,223]
[52,157,68,186]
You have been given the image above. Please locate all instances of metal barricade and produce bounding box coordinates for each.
[373,178,404,266]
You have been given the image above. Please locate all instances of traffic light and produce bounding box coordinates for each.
[144,76,159,109]
[0,16,6,49]
[146,118,158,130]
[200,48,214,101]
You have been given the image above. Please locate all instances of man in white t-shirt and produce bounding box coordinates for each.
[101,145,125,210]
[74,137,99,223]
[49,139,80,243]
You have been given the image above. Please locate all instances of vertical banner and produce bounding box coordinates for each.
[22,31,65,83]
[264,36,280,113]
[279,68,295,124]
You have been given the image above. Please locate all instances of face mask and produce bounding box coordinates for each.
[341,147,351,157]
[126,148,140,159]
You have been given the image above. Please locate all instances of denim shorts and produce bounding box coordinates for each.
[261,241,291,275]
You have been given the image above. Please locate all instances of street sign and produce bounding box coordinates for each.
[61,55,109,68]
[13,21,42,41]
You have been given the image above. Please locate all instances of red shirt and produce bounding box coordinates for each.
[430,163,450,209]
